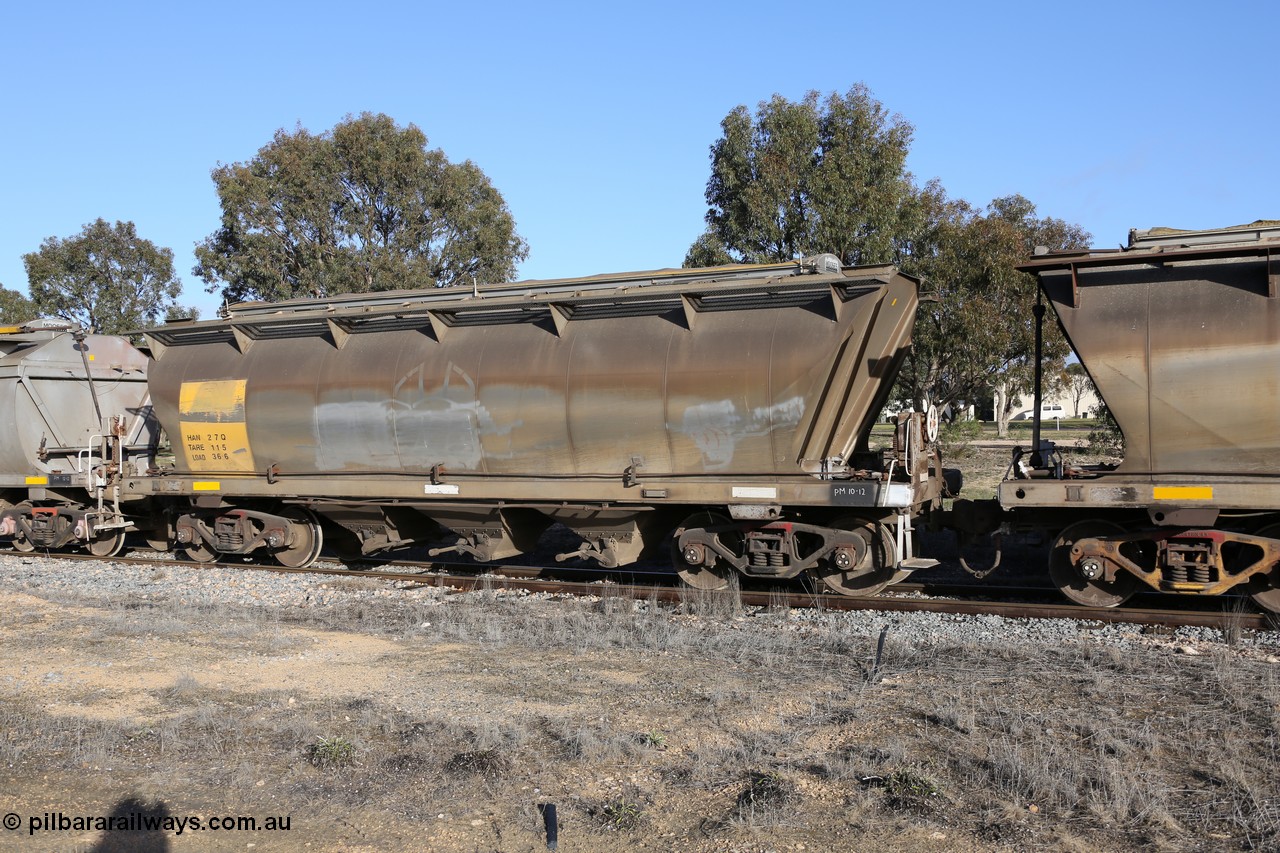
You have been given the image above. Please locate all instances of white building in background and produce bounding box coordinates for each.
[882,386,1101,424]
[1009,386,1101,420]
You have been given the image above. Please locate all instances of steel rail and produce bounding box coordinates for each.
[2,549,1272,633]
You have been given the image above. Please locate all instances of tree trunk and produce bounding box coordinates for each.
[993,380,1015,438]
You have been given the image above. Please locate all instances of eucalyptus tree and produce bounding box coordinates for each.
[23,219,182,333]
[898,195,1089,434]
[0,284,35,325]
[195,112,529,304]
[686,84,919,267]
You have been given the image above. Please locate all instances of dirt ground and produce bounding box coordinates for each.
[2,562,1279,853]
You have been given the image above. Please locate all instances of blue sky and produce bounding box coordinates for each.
[2,1,1275,320]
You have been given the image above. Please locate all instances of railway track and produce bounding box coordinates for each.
[4,548,1275,634]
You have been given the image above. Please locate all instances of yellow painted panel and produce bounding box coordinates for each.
[24,476,47,485]
[178,380,255,472]
[1153,486,1213,501]
[192,481,222,492]
[179,379,247,419]
[178,421,256,473]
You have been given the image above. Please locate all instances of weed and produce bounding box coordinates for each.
[590,798,646,831]
[444,748,511,779]
[938,417,982,458]
[307,735,357,769]
[860,767,944,815]
[677,579,743,619]
[543,719,640,762]
[1221,596,1253,647]
[162,673,201,701]
[733,771,799,826]
[884,768,941,802]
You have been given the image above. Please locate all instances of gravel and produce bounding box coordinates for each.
[2,552,1278,661]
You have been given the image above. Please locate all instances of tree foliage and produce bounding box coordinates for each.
[683,228,736,268]
[1088,399,1126,457]
[686,85,961,302]
[0,284,35,325]
[686,86,1091,437]
[23,219,183,334]
[687,86,920,267]
[195,112,530,304]
[896,194,1090,433]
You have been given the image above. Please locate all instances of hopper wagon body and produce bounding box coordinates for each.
[1002,223,1280,609]
[134,256,945,592]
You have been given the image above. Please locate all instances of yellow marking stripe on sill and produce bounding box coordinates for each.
[1153,486,1213,501]
[192,482,221,492]
[24,476,47,485]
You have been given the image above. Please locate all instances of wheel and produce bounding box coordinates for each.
[816,517,897,596]
[1048,519,1136,607]
[85,528,126,559]
[144,520,172,552]
[274,507,323,568]
[1245,524,1280,613]
[672,511,738,590]
[182,540,218,563]
[5,503,37,552]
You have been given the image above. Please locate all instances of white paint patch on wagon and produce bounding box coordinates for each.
[677,396,806,471]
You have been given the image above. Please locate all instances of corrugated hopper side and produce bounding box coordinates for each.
[145,259,919,484]
[1022,226,1280,477]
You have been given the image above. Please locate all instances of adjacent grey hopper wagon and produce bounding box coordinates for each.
[1008,222,1280,610]
[139,256,945,592]
[0,321,156,557]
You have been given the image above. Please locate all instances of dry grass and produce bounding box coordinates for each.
[0,580,1278,851]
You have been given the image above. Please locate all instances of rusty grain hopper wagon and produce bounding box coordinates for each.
[1006,222,1280,610]
[0,321,156,557]
[137,256,947,593]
